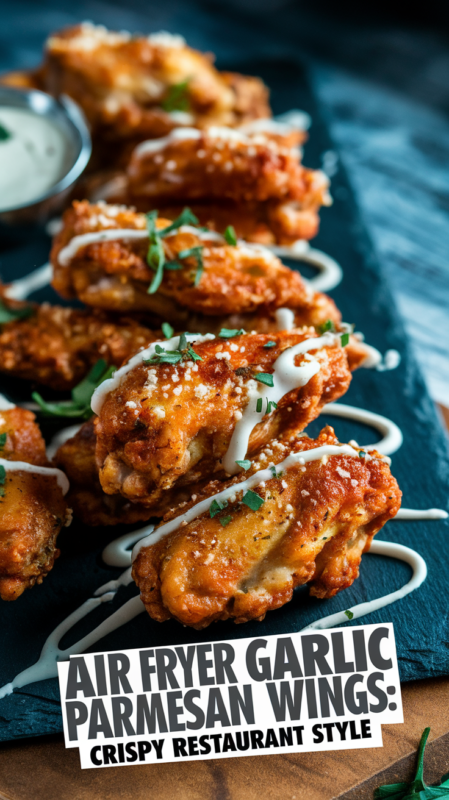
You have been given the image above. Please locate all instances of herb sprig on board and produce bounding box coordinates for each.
[375,728,449,799]
[32,359,115,419]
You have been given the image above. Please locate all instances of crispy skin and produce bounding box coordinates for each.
[51,201,340,328]
[125,129,329,245]
[0,407,68,600]
[132,426,401,628]
[95,330,352,510]
[7,24,269,167]
[53,420,152,526]
[0,300,159,391]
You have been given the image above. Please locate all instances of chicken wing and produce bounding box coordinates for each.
[50,201,341,330]
[0,401,70,600]
[94,328,352,511]
[3,23,270,169]
[125,126,329,244]
[0,298,159,391]
[132,426,401,628]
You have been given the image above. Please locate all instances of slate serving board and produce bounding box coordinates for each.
[0,58,448,743]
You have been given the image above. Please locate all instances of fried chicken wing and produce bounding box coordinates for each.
[0,401,70,600]
[0,298,158,391]
[132,426,401,628]
[94,329,352,511]
[125,126,329,244]
[3,24,269,168]
[50,201,340,329]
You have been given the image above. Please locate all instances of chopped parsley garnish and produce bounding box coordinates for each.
[266,399,277,414]
[177,246,204,287]
[161,80,190,113]
[256,398,263,413]
[161,322,174,339]
[269,465,277,478]
[210,498,228,518]
[255,372,274,387]
[32,359,115,419]
[145,207,201,294]
[219,516,232,527]
[241,490,264,511]
[0,298,33,325]
[235,459,251,470]
[223,225,237,246]
[144,335,202,366]
[218,328,245,339]
[0,433,6,449]
[0,123,11,142]
[341,332,350,347]
[344,609,354,620]
[263,341,276,348]
[318,319,335,334]
[0,464,5,497]
[358,450,367,458]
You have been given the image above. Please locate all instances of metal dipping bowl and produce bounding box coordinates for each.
[0,86,91,229]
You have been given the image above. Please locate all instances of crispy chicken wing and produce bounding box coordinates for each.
[3,24,269,168]
[125,126,329,244]
[0,298,158,391]
[0,402,69,600]
[132,426,401,628]
[95,329,352,511]
[51,201,340,329]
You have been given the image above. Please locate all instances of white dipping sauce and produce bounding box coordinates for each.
[0,108,71,211]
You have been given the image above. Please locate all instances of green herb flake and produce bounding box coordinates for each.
[159,207,199,236]
[235,459,251,470]
[269,465,277,478]
[263,341,276,349]
[0,463,6,496]
[0,298,34,325]
[223,225,237,246]
[266,399,277,414]
[344,609,354,620]
[0,123,11,142]
[161,80,190,113]
[32,359,115,420]
[218,328,245,339]
[219,515,232,527]
[241,490,264,511]
[161,322,174,339]
[255,372,274,387]
[146,207,201,294]
[319,319,335,334]
[210,498,228,518]
[358,450,367,458]
[178,245,204,287]
[256,398,263,413]
[341,332,350,347]
[0,433,6,449]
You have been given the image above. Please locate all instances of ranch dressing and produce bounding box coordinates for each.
[0,107,72,211]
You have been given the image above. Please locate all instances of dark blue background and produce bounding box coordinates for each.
[0,4,448,742]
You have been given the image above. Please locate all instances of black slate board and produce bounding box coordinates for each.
[0,59,448,743]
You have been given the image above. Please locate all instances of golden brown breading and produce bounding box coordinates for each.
[124,127,328,244]
[0,405,69,600]
[132,426,401,628]
[7,23,268,168]
[52,419,153,527]
[50,201,340,328]
[0,299,159,391]
[95,329,352,511]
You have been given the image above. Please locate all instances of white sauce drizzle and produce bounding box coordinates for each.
[0,458,69,494]
[57,229,148,266]
[273,109,312,132]
[269,241,343,293]
[46,424,82,461]
[223,332,340,475]
[91,333,214,415]
[3,263,53,301]
[322,402,403,456]
[356,341,402,372]
[301,541,427,631]
[395,508,448,520]
[275,308,295,331]
[134,128,202,156]
[241,117,310,135]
